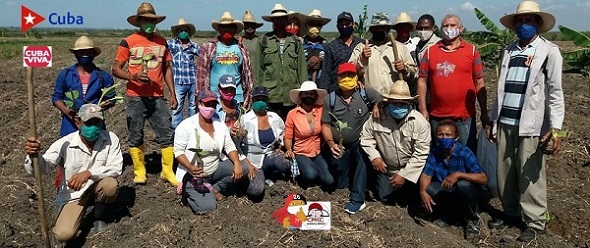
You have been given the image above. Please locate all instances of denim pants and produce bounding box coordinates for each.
[430,117,477,154]
[246,152,291,196]
[126,96,174,147]
[427,180,479,220]
[325,141,368,203]
[171,83,196,129]
[296,153,334,186]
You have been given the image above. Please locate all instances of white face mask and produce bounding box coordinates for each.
[442,27,460,40]
[417,30,434,41]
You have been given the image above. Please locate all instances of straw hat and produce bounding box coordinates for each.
[262,3,289,21]
[393,12,416,30]
[171,18,196,36]
[127,2,166,27]
[242,10,263,29]
[382,80,417,100]
[289,81,328,105]
[369,12,394,28]
[500,1,555,33]
[211,12,244,33]
[69,36,101,56]
[306,9,331,26]
[286,11,308,37]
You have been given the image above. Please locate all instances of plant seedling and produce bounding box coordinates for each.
[328,112,352,159]
[98,82,125,107]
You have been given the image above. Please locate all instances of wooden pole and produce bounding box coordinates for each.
[26,67,51,247]
[388,33,404,80]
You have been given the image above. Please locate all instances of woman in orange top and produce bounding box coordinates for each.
[284,81,333,186]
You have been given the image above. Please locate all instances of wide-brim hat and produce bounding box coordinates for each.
[242,10,263,29]
[393,12,416,30]
[212,12,244,33]
[69,35,101,56]
[289,81,328,105]
[286,11,308,37]
[127,2,166,27]
[369,12,394,28]
[382,80,417,100]
[500,0,555,33]
[262,3,289,21]
[171,18,196,36]
[306,9,331,26]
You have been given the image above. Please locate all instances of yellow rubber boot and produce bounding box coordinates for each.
[129,146,146,184]
[160,147,179,186]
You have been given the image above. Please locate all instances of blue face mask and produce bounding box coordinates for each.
[80,124,101,141]
[178,31,189,40]
[437,137,457,150]
[388,104,409,120]
[75,55,94,66]
[516,23,537,41]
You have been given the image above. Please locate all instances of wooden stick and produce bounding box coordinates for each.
[388,33,404,80]
[26,67,51,247]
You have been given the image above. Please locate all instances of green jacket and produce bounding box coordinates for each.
[254,32,307,106]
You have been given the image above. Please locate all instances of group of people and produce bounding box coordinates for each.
[23,0,565,244]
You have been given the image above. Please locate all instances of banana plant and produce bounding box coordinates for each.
[63,90,79,109]
[558,25,590,78]
[354,5,369,39]
[328,112,352,158]
[98,82,125,107]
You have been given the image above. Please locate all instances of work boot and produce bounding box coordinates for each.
[464,219,481,240]
[488,214,524,229]
[91,203,109,234]
[130,146,146,184]
[517,227,546,242]
[160,147,179,186]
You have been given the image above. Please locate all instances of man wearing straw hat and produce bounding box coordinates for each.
[286,10,307,41]
[360,80,430,204]
[255,3,307,119]
[488,1,564,242]
[393,12,420,64]
[197,12,253,109]
[349,12,416,95]
[168,18,200,130]
[112,2,179,186]
[241,10,264,63]
[303,9,330,81]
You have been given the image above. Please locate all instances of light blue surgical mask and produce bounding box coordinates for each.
[388,104,409,120]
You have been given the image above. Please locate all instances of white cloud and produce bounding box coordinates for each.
[460,2,477,11]
[5,0,16,6]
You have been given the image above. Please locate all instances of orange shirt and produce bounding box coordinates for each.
[115,33,172,97]
[284,105,323,157]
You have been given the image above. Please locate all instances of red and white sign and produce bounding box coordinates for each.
[23,46,52,68]
[21,5,45,32]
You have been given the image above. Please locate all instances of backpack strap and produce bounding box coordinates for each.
[329,91,336,111]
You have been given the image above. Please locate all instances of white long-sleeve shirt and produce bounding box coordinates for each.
[24,131,123,204]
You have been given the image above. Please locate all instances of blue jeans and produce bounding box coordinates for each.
[430,117,477,154]
[296,154,333,186]
[325,141,368,203]
[246,152,291,196]
[171,83,196,129]
[427,180,479,220]
[126,96,174,147]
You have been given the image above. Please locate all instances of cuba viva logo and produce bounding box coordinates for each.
[21,5,84,32]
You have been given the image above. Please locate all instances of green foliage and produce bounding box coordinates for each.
[63,90,79,108]
[328,112,351,146]
[98,83,125,107]
[559,25,590,78]
[354,5,370,39]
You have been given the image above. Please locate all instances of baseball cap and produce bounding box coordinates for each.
[337,62,357,75]
[218,74,237,88]
[252,86,269,98]
[78,103,104,122]
[198,90,219,103]
[337,12,354,22]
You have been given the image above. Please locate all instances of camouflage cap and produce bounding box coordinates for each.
[78,103,104,122]
[370,12,394,27]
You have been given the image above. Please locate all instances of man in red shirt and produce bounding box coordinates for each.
[112,2,179,186]
[417,14,490,152]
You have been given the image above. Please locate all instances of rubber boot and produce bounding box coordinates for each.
[160,147,179,186]
[130,146,146,184]
[91,203,108,234]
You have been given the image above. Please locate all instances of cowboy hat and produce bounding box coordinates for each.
[127,2,166,27]
[242,10,263,29]
[262,3,289,21]
[393,12,416,30]
[286,11,308,37]
[289,81,328,105]
[382,80,417,101]
[69,35,101,56]
[369,12,394,28]
[211,12,244,33]
[171,18,196,37]
[306,9,331,26]
[500,0,555,33]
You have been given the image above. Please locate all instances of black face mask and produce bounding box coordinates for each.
[338,26,354,37]
[301,97,316,106]
[371,31,386,42]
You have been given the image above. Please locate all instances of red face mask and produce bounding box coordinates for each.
[220,32,234,43]
[285,26,299,36]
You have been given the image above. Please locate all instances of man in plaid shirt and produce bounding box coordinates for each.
[168,18,200,129]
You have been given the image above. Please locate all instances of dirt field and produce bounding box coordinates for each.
[0,37,589,248]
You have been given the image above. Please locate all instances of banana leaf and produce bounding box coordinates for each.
[474,8,500,35]
[559,25,590,47]
[477,43,502,58]
[563,49,590,70]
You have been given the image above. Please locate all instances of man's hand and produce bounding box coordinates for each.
[442,172,461,189]
[420,191,436,213]
[330,144,342,158]
[541,128,563,155]
[68,171,92,191]
[132,72,150,83]
[232,162,244,182]
[25,138,41,155]
[169,96,178,110]
[285,150,295,160]
[371,157,387,174]
[389,174,406,189]
[308,56,322,70]
[394,60,406,73]
[230,124,240,137]
[419,109,429,121]
[63,108,77,121]
[485,125,496,143]
[362,40,372,59]
[188,164,204,178]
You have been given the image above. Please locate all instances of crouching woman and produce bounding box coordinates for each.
[174,90,248,214]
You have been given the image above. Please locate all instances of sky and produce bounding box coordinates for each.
[2,0,590,32]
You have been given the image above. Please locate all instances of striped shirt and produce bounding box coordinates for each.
[167,38,200,86]
[499,38,540,126]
